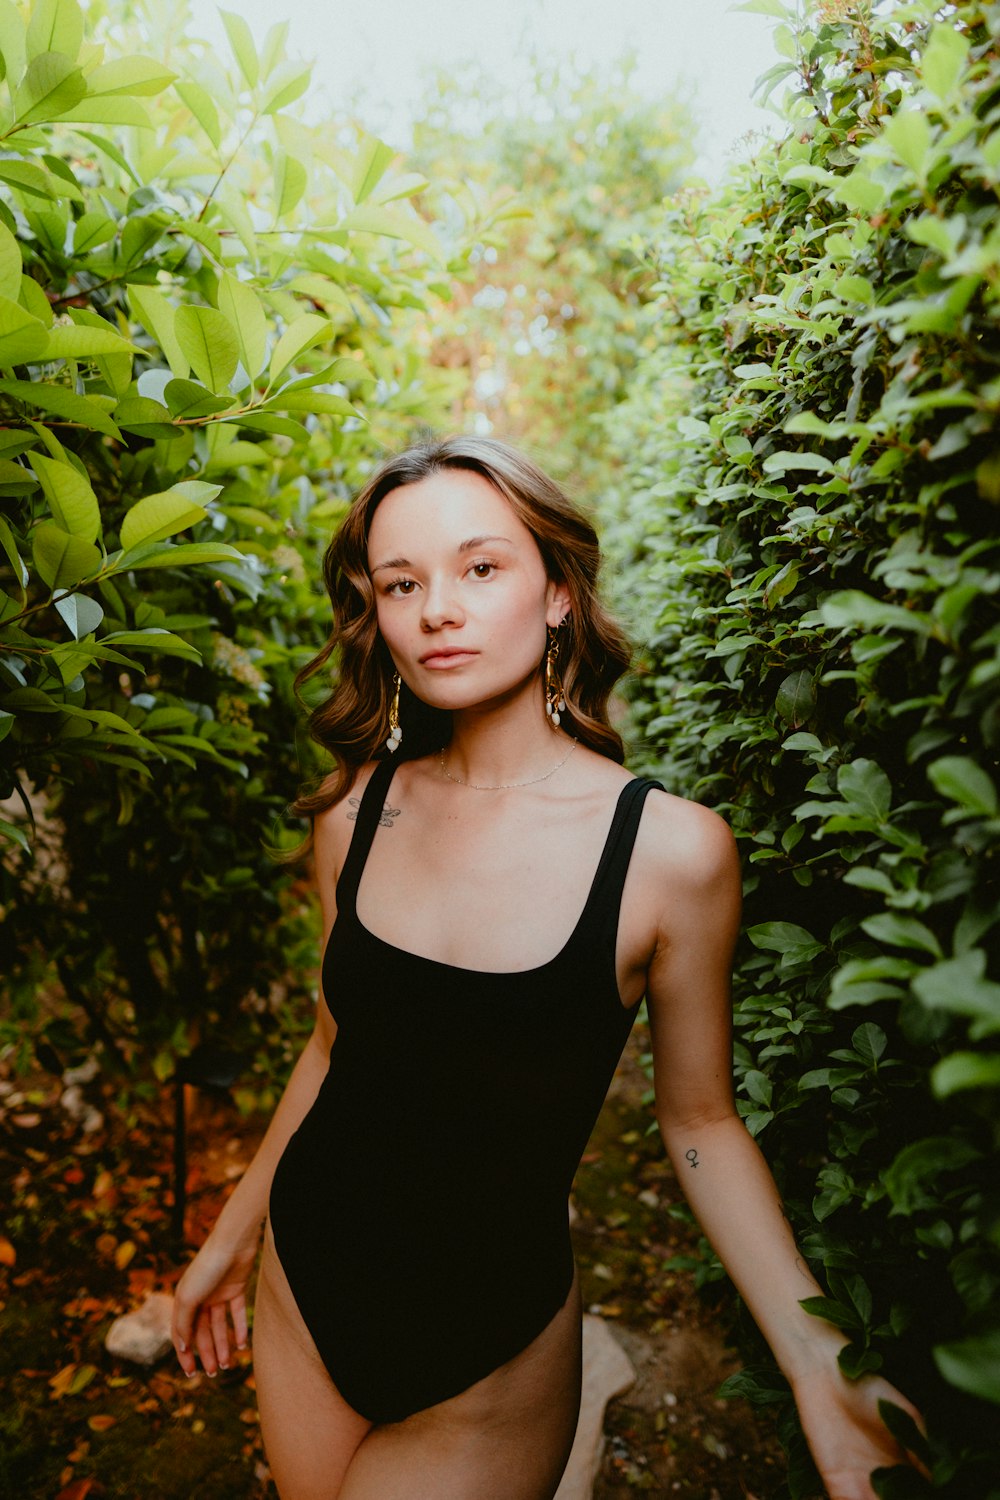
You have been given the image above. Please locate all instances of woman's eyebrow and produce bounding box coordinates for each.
[370,536,513,573]
[458,534,513,552]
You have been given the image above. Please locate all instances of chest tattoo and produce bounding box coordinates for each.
[347,798,401,829]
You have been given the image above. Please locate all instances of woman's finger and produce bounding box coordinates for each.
[229,1291,249,1351]
[193,1306,219,1376]
[209,1299,232,1370]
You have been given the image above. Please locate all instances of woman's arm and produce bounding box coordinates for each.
[644,801,924,1497]
[171,792,349,1377]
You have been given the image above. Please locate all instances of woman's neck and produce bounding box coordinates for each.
[442,696,573,790]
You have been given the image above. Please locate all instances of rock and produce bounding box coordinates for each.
[555,1314,636,1500]
[105,1292,175,1366]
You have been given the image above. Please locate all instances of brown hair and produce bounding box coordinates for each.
[292,436,631,821]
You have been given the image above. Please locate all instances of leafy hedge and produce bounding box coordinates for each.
[0,0,474,1084]
[603,1,1000,1493]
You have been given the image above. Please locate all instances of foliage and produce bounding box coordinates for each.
[409,58,694,495]
[0,0,472,1076]
[604,0,1000,1491]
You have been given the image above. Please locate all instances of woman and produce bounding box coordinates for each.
[172,437,924,1500]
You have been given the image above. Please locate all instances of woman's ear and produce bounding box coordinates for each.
[546,579,572,628]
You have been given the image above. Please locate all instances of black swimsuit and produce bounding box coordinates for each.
[268,757,663,1424]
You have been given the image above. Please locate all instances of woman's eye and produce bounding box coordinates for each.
[470,561,496,579]
[388,578,416,596]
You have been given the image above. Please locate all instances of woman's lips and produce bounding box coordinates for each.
[419,649,478,668]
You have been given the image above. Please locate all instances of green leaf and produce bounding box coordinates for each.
[851,1023,887,1067]
[73,210,116,253]
[44,322,137,359]
[799,1296,862,1334]
[0,295,50,364]
[221,8,259,87]
[876,1400,932,1469]
[775,669,816,725]
[127,283,190,379]
[29,452,100,542]
[747,922,824,958]
[883,1137,979,1215]
[274,149,307,219]
[820,591,931,636]
[350,131,395,204]
[119,480,221,551]
[113,396,176,438]
[259,59,311,114]
[926,756,997,817]
[267,312,330,388]
[861,913,941,958]
[53,592,103,639]
[101,628,201,663]
[217,274,267,380]
[912,951,1000,1035]
[0,159,57,200]
[0,1,27,87]
[883,110,933,179]
[0,817,30,853]
[109,540,245,574]
[339,203,443,262]
[837,759,891,821]
[932,1052,1000,1098]
[175,79,221,148]
[0,379,121,438]
[25,0,82,62]
[85,54,176,97]
[269,389,358,418]
[762,450,836,476]
[0,222,23,300]
[0,514,28,587]
[14,51,86,124]
[174,305,239,393]
[920,22,970,101]
[58,95,153,128]
[31,520,101,590]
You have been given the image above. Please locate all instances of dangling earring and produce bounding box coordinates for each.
[386,671,402,753]
[544,628,566,728]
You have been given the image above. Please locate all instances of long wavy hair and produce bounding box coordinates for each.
[292,436,632,821]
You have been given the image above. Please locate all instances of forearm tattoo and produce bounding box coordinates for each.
[347,799,400,829]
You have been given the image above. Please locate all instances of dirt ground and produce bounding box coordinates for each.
[0,1028,786,1499]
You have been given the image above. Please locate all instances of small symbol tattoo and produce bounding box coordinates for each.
[685,1149,700,1169]
[346,799,401,829]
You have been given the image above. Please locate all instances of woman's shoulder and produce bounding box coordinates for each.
[312,760,382,876]
[631,778,739,890]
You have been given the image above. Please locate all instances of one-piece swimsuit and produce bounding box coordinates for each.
[268,756,663,1424]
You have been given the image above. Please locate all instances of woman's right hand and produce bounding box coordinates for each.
[171,1223,262,1377]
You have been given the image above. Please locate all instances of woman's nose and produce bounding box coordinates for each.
[421,577,465,630]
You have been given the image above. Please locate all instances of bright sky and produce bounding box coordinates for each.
[185,0,782,181]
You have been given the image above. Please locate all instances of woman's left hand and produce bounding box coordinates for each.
[793,1363,929,1499]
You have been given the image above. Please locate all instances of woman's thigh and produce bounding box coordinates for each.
[338,1274,583,1500]
[254,1223,372,1500]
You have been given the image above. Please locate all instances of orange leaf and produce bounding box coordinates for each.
[95,1233,117,1259]
[114,1240,136,1270]
[49,1363,98,1399]
[93,1170,115,1198]
[55,1480,99,1500]
[87,1414,117,1432]
[0,1235,16,1268]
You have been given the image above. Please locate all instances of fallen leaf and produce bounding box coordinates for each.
[95,1233,117,1259]
[11,1113,41,1128]
[0,1235,16,1268]
[114,1240,136,1270]
[54,1480,101,1500]
[50,1363,98,1400]
[87,1415,117,1432]
[93,1171,115,1199]
[64,1166,85,1185]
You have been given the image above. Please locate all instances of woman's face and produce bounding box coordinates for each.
[367,468,569,714]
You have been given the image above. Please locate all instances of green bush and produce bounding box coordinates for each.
[0,0,472,1081]
[604,0,1000,1491]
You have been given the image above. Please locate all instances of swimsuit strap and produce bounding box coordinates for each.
[571,776,665,963]
[335,756,400,912]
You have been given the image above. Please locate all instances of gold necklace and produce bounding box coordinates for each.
[438,739,578,791]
